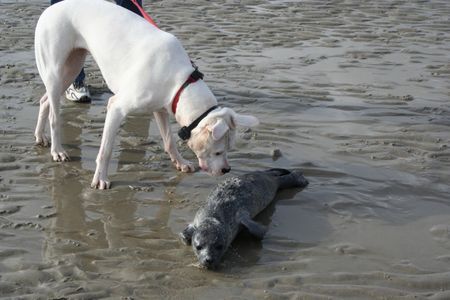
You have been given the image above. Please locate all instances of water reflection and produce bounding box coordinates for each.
[42,96,170,268]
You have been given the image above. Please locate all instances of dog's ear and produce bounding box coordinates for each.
[179,224,196,245]
[202,108,259,130]
[232,113,259,128]
[207,119,229,141]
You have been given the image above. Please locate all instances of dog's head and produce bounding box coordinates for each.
[187,107,259,176]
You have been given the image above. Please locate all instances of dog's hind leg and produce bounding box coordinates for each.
[39,49,87,161]
[153,110,195,173]
[35,93,50,147]
[91,95,127,189]
[46,82,70,162]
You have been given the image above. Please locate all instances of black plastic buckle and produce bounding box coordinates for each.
[190,68,204,81]
[177,105,218,141]
[178,126,191,140]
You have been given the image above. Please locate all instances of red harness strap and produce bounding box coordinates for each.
[129,0,158,27]
[171,69,203,114]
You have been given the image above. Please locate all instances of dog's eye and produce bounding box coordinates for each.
[215,151,223,156]
[196,245,203,251]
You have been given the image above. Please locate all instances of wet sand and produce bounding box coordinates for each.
[1,0,450,299]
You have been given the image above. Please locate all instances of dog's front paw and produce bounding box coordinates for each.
[51,150,70,162]
[173,158,195,173]
[91,178,111,190]
[35,135,50,147]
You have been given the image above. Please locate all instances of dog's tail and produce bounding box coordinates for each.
[265,168,309,190]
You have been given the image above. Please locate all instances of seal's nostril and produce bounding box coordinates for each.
[222,168,231,174]
[205,258,213,265]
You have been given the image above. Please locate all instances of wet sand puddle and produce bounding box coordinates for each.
[1,0,450,299]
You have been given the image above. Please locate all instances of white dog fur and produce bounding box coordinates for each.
[34,0,258,189]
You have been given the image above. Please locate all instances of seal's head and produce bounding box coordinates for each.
[180,218,228,269]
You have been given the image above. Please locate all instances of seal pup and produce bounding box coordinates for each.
[180,168,308,269]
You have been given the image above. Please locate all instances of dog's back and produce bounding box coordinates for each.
[35,0,192,101]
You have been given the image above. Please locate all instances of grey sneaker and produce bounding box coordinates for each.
[65,82,91,103]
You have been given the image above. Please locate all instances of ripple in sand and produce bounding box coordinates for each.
[0,205,21,215]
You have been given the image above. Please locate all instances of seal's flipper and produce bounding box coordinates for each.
[242,218,267,239]
[238,211,267,239]
[180,224,195,245]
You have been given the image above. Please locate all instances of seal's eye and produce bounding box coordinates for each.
[215,151,223,156]
[215,244,223,251]
[195,245,203,251]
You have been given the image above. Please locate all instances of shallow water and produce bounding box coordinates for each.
[1,0,450,299]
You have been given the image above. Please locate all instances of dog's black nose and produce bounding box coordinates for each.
[222,167,231,174]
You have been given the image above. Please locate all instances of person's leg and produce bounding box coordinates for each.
[73,69,86,87]
[115,0,143,17]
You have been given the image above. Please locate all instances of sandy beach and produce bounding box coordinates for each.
[1,0,450,298]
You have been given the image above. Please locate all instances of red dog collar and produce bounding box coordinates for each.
[171,67,204,114]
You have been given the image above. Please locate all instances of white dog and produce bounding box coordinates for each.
[34,0,258,189]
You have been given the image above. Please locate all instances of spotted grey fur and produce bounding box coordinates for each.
[180,168,308,269]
